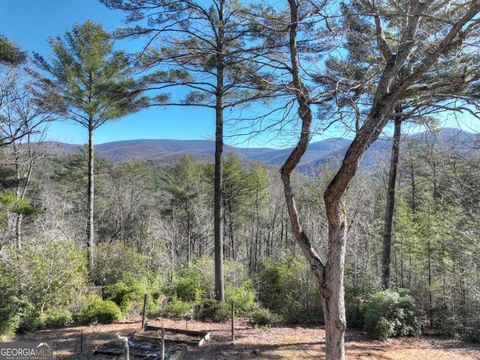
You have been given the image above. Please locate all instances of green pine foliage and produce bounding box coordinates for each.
[0,36,25,65]
[32,21,146,126]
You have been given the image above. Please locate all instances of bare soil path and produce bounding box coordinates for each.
[12,317,480,359]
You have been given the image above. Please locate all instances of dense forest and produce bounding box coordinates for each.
[1,0,480,359]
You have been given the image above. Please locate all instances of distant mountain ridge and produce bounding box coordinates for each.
[39,128,478,175]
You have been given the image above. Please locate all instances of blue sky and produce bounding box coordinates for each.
[1,0,478,148]
[1,0,223,145]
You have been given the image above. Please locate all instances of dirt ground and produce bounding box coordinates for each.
[13,317,480,359]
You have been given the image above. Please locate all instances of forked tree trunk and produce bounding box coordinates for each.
[87,123,95,272]
[281,1,346,358]
[325,210,348,358]
[382,115,402,289]
[281,144,347,360]
[280,0,480,358]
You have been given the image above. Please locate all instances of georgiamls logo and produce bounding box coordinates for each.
[0,342,53,360]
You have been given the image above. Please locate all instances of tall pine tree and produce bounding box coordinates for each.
[31,21,146,272]
[101,0,273,301]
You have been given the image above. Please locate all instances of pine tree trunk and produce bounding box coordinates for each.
[229,202,235,260]
[214,100,224,301]
[410,163,416,212]
[214,4,225,300]
[222,205,227,258]
[382,116,402,289]
[427,238,433,324]
[186,201,191,266]
[87,124,95,272]
[429,159,438,324]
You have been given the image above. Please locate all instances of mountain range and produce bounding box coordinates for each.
[39,128,478,175]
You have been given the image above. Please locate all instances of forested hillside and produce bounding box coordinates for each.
[1,129,479,342]
[35,127,478,174]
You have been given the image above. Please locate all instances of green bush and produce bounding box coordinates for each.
[79,295,122,324]
[40,307,73,328]
[16,306,41,334]
[430,302,459,336]
[431,303,451,330]
[0,241,87,311]
[345,286,366,330]
[171,267,203,302]
[251,308,276,326]
[455,325,480,343]
[430,302,480,342]
[258,260,297,312]
[0,241,87,336]
[374,317,395,340]
[226,280,257,314]
[1,299,41,335]
[257,259,323,324]
[92,242,151,287]
[179,258,252,300]
[363,289,421,340]
[104,281,147,315]
[187,258,215,297]
[0,296,26,336]
[146,292,165,318]
[283,302,323,324]
[166,295,191,317]
[194,299,230,322]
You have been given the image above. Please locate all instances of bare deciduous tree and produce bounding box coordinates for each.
[257,0,480,358]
